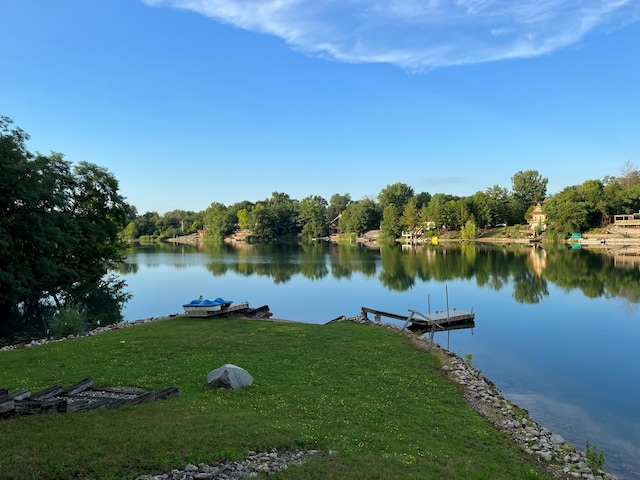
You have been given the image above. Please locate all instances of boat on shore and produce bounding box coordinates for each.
[182,297,276,319]
[182,297,249,318]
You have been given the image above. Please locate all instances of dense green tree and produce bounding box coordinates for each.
[266,192,300,237]
[576,180,609,226]
[442,198,469,230]
[413,191,432,209]
[227,201,254,223]
[422,193,453,229]
[378,182,414,211]
[203,202,235,238]
[338,198,381,235]
[400,199,419,232]
[461,219,477,240]
[123,221,139,240]
[328,193,351,220]
[297,195,329,241]
[616,184,640,214]
[380,204,402,238]
[485,185,511,225]
[511,170,548,223]
[237,208,250,230]
[131,211,160,238]
[0,116,131,328]
[543,186,590,234]
[470,191,493,228]
[155,209,201,239]
[248,203,276,241]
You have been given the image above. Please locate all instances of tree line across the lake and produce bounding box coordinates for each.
[2,116,639,341]
[124,163,640,244]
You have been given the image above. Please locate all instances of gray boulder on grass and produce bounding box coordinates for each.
[207,364,254,389]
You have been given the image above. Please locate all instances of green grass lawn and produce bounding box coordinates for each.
[0,318,553,479]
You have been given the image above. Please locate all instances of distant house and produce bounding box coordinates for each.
[329,214,341,235]
[612,211,640,229]
[527,203,547,232]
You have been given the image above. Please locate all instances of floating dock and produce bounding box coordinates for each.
[361,302,475,351]
[361,307,475,332]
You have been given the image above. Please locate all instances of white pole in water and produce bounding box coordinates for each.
[446,285,450,350]
[446,284,450,319]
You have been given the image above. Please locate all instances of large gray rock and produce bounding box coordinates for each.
[207,364,254,389]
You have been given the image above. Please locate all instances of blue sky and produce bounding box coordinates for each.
[2,0,639,214]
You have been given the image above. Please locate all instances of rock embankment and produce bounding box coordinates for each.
[0,316,178,352]
[135,449,328,480]
[440,348,612,479]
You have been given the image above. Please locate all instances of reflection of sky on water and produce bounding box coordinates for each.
[118,246,640,479]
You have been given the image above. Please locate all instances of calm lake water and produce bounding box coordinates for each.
[118,241,640,479]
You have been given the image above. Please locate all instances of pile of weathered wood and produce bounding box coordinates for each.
[0,378,179,417]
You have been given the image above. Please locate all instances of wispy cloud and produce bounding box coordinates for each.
[142,0,640,70]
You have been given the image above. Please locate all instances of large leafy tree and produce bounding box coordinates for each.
[338,198,381,235]
[328,193,351,220]
[422,193,454,230]
[470,191,493,228]
[266,192,300,237]
[511,170,548,223]
[485,185,511,226]
[297,195,329,241]
[203,202,235,238]
[400,198,419,232]
[543,186,590,234]
[378,182,414,211]
[0,116,131,328]
[380,204,402,238]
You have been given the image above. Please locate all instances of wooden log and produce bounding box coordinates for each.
[63,378,94,395]
[15,398,67,415]
[0,399,14,415]
[30,385,64,401]
[0,389,33,415]
[244,305,272,318]
[67,398,115,412]
[154,387,180,401]
[9,390,31,401]
[127,392,155,405]
[65,399,95,413]
[92,386,148,394]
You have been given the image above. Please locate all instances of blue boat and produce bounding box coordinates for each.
[182,297,249,317]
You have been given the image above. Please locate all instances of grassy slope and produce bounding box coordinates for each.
[0,318,552,479]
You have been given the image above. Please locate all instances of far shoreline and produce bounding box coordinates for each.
[162,228,640,257]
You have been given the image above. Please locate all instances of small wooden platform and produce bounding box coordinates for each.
[361,306,475,351]
[1,378,179,418]
[361,307,475,332]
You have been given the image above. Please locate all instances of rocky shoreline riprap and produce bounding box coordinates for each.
[2,314,618,479]
[0,315,179,352]
[134,449,329,480]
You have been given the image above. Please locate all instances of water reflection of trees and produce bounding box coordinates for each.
[124,242,640,305]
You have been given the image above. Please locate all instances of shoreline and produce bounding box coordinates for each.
[1,313,617,479]
[163,230,640,257]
